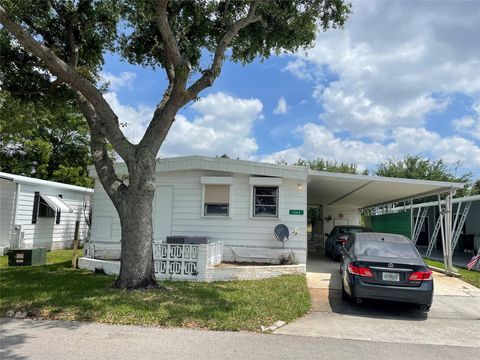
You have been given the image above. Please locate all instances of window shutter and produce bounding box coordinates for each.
[56,194,62,224]
[32,192,40,224]
[205,185,229,204]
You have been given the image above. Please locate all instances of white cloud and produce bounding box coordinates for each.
[261,124,480,170]
[285,0,480,139]
[160,92,263,159]
[273,96,288,115]
[261,124,389,169]
[452,102,480,140]
[283,59,314,81]
[103,92,154,144]
[101,71,137,92]
[103,88,264,157]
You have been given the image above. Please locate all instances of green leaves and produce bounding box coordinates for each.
[0,91,93,187]
[294,158,363,175]
[376,155,471,184]
[119,0,351,72]
[375,155,473,197]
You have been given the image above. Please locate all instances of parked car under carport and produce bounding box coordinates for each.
[340,232,434,310]
[325,225,371,261]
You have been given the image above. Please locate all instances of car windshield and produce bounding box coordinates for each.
[355,240,419,258]
[339,228,370,235]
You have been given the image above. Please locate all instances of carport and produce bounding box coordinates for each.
[307,170,465,273]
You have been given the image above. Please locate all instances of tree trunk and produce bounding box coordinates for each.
[114,162,158,290]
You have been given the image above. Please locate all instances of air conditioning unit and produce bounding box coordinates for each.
[166,236,213,244]
[8,248,47,266]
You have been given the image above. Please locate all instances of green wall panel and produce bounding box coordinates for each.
[368,211,412,239]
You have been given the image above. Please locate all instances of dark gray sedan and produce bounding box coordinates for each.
[340,232,433,310]
[325,225,372,261]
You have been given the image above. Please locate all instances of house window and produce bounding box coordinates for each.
[253,186,278,217]
[32,192,73,224]
[38,198,55,218]
[203,185,230,216]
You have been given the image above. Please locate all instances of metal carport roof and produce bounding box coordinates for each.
[307,170,465,209]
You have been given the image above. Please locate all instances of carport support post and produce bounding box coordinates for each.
[410,199,414,240]
[438,195,447,270]
[444,188,455,275]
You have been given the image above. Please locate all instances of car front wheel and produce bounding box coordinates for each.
[325,244,331,257]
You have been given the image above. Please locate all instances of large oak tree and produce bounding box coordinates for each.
[0,0,351,289]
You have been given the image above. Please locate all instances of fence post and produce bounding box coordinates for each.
[72,220,80,269]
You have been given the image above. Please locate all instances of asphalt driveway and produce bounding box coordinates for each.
[274,255,480,347]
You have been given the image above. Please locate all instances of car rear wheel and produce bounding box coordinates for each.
[341,283,350,302]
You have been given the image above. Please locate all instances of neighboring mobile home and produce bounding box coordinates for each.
[366,195,480,266]
[0,172,93,254]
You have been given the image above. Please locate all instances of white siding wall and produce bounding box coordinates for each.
[88,180,121,258]
[322,205,361,236]
[89,170,307,263]
[12,183,91,250]
[0,179,16,247]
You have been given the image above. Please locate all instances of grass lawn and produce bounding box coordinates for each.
[425,258,480,289]
[0,250,310,331]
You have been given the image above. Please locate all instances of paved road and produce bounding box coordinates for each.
[1,318,479,360]
[275,256,480,347]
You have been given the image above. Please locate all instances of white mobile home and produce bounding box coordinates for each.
[86,156,464,271]
[0,172,93,254]
[88,156,309,264]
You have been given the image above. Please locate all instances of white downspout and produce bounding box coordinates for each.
[410,199,413,240]
[11,182,21,248]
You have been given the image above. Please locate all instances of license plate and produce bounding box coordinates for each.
[382,272,400,281]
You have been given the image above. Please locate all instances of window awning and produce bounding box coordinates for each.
[40,194,74,213]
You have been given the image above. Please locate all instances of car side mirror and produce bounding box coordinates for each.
[324,233,329,237]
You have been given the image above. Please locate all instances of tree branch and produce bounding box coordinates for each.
[75,93,127,202]
[154,0,183,69]
[0,4,134,162]
[137,0,194,153]
[66,16,79,67]
[137,1,262,155]
[186,1,262,100]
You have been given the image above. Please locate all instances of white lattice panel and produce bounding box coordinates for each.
[153,243,200,278]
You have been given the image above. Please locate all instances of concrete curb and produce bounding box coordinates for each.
[429,265,461,278]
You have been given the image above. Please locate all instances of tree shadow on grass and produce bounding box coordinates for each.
[1,262,243,329]
[1,259,308,332]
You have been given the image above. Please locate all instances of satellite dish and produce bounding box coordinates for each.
[274,224,290,248]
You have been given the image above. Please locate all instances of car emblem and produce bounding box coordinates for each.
[388,263,394,268]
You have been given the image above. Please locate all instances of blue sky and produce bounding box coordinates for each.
[100,0,480,178]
